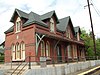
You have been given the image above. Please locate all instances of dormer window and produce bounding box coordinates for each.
[77,32,80,41]
[50,18,54,32]
[66,29,71,39]
[16,17,21,33]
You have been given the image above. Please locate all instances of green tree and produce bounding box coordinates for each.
[96,38,100,56]
[81,28,94,56]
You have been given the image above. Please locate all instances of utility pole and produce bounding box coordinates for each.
[87,0,96,58]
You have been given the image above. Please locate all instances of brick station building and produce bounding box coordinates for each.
[4,9,85,63]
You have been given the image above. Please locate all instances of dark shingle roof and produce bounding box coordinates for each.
[5,9,48,34]
[41,10,54,20]
[10,8,28,22]
[4,26,14,34]
[74,26,81,33]
[0,41,5,47]
[23,12,47,27]
[5,9,76,35]
[57,16,75,35]
[41,10,59,23]
[57,16,70,32]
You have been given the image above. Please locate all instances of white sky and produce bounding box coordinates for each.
[0,0,100,43]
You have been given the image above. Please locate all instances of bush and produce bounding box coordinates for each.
[0,55,4,62]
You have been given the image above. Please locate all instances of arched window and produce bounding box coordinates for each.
[46,41,50,57]
[66,29,70,38]
[40,40,45,56]
[11,44,15,60]
[16,17,21,32]
[50,18,54,32]
[67,45,72,58]
[21,42,25,60]
[16,43,20,59]
[73,45,77,58]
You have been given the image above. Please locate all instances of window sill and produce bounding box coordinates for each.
[12,58,25,61]
[15,31,21,34]
[50,30,55,33]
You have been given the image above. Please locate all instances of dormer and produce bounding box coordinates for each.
[74,26,81,41]
[57,16,75,39]
[10,9,28,33]
[50,18,55,32]
[41,10,59,32]
[15,17,21,33]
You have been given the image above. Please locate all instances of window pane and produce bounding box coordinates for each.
[68,45,71,58]
[41,41,45,56]
[50,18,54,32]
[46,42,50,57]
[16,17,21,32]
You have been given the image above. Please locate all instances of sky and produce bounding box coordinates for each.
[0,0,100,43]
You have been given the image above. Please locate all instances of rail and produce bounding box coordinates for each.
[11,56,29,75]
[17,62,28,75]
[2,55,100,75]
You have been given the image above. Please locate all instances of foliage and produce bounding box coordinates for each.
[96,38,100,56]
[81,28,100,56]
[0,55,4,64]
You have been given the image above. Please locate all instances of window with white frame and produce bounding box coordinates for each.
[77,32,80,41]
[16,17,21,32]
[46,41,50,57]
[16,43,20,59]
[21,42,25,60]
[66,29,71,38]
[67,45,72,58]
[50,18,55,32]
[12,44,15,60]
[40,41,45,56]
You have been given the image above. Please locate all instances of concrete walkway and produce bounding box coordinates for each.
[0,60,100,75]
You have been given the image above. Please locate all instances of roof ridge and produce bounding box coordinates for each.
[59,16,70,20]
[15,8,28,15]
[41,10,55,16]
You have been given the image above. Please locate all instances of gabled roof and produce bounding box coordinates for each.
[4,26,14,34]
[57,17,69,32]
[57,16,75,35]
[23,12,47,27]
[74,26,81,34]
[10,8,29,22]
[41,10,59,23]
[5,9,76,35]
[5,9,48,34]
[0,41,5,47]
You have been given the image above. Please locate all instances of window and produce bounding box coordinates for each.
[50,18,54,32]
[21,42,25,60]
[66,29,70,38]
[73,45,77,58]
[81,49,84,57]
[12,44,15,60]
[16,43,20,59]
[77,32,80,41]
[11,42,25,61]
[46,41,50,57]
[16,17,21,32]
[67,45,72,58]
[40,41,45,56]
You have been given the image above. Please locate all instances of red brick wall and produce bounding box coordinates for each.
[5,22,36,62]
